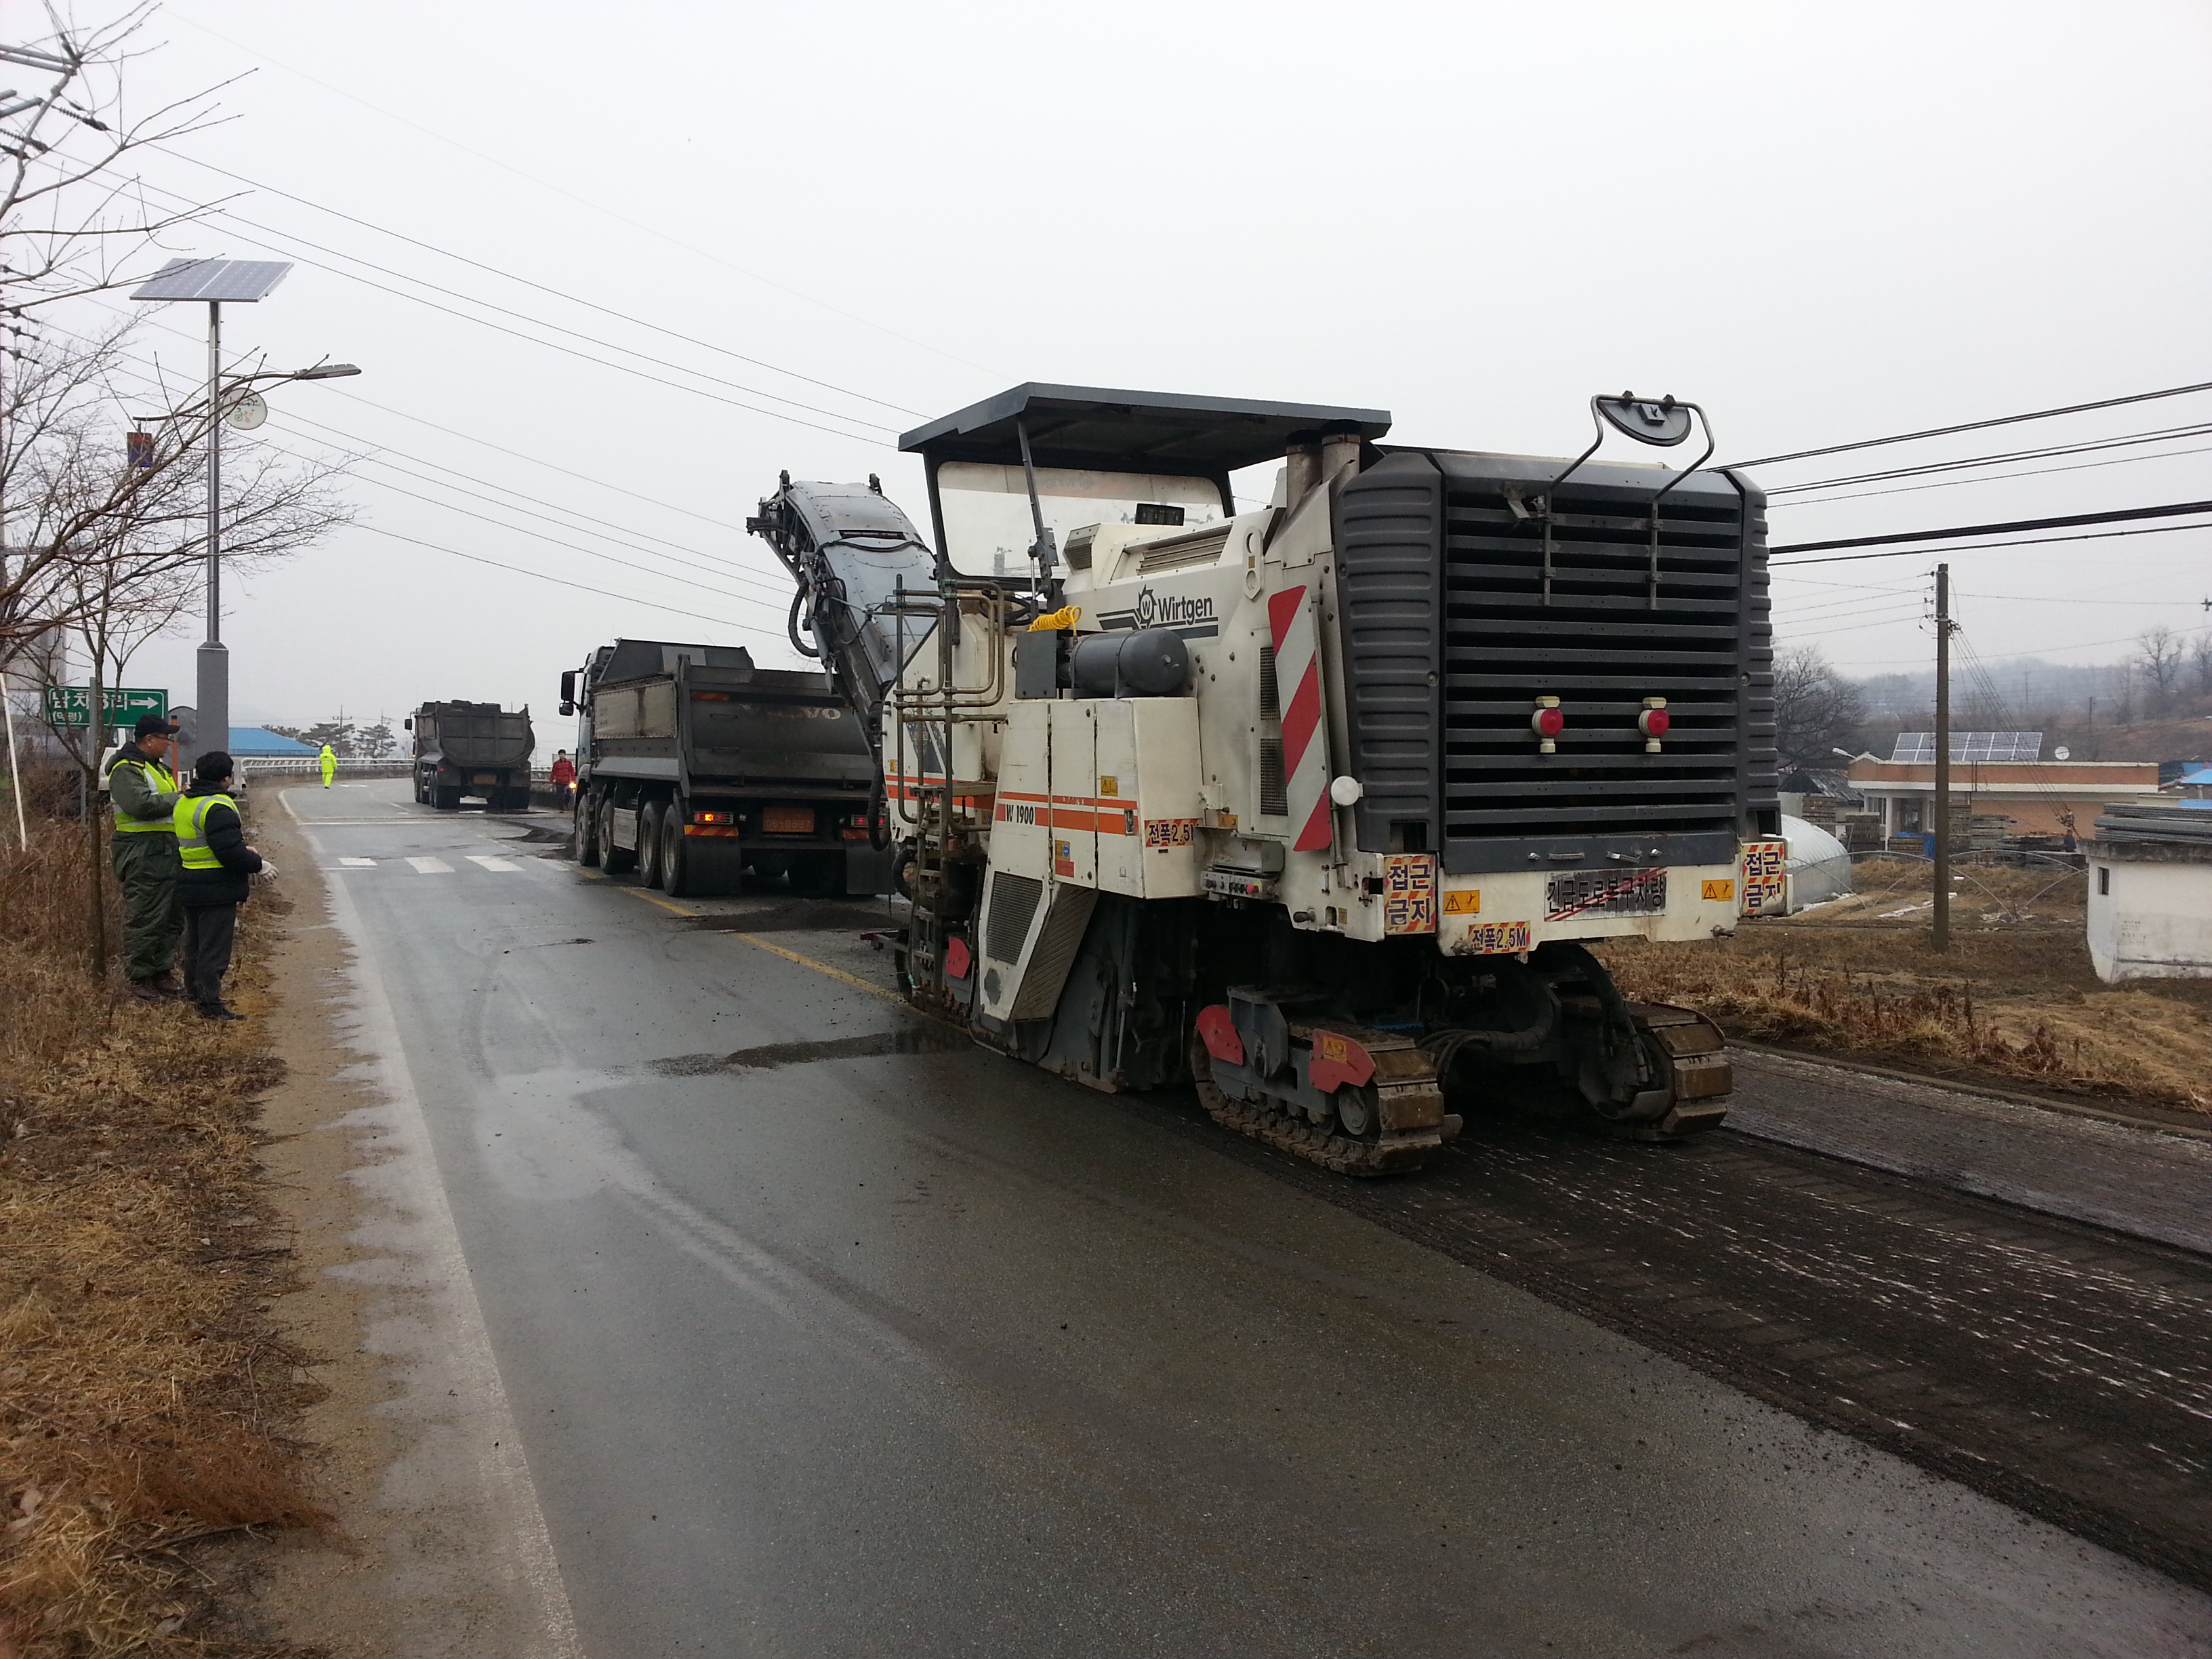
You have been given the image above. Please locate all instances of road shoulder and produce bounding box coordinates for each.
[237,796,579,1658]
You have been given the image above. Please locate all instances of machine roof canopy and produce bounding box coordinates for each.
[899,383,1393,476]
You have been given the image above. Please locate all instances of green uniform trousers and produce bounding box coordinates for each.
[112,832,182,981]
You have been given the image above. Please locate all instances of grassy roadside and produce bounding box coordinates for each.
[0,806,325,1658]
[1599,857,2212,1113]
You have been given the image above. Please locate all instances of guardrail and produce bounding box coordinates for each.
[237,757,413,776]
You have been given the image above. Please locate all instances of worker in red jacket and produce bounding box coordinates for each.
[549,750,576,804]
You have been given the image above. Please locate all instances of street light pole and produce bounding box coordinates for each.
[199,297,227,773]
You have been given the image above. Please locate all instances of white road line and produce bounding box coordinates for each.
[466,855,521,872]
[407,857,455,874]
[340,857,377,867]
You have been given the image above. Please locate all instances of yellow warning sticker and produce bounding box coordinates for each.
[1702,879,1734,902]
[1442,889,1482,916]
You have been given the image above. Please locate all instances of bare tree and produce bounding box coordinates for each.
[2193,635,2212,700]
[2135,626,2184,717]
[1772,643,1868,767]
[1,6,235,310]
[1,316,355,663]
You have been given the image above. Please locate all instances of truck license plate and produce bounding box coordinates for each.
[472,773,498,785]
[762,806,814,834]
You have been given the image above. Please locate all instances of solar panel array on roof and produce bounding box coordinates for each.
[1889,732,2043,764]
[129,258,293,304]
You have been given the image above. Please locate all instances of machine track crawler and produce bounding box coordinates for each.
[750,386,1779,1175]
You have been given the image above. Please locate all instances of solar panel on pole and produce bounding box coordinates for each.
[128,258,293,304]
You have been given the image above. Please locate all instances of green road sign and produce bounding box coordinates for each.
[43,685,169,729]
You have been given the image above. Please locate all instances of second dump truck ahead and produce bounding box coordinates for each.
[409,701,535,811]
[562,637,891,897]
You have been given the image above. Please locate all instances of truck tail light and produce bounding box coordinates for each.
[1531,699,1564,754]
[1639,699,1670,752]
[691,809,733,824]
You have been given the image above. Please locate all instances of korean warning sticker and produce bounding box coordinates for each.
[1382,854,1437,935]
[1144,817,1200,848]
[1460,920,1532,956]
[1739,841,1787,915]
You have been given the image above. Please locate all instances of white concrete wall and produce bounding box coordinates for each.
[2085,854,2212,982]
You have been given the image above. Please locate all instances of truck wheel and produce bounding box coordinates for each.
[600,796,636,875]
[434,785,461,811]
[661,813,693,897]
[575,797,601,867]
[637,801,665,888]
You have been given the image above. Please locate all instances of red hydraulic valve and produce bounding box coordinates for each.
[1639,699,1670,752]
[1531,698,1564,754]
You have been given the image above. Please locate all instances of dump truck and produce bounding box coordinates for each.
[409,701,535,811]
[561,638,893,897]
[749,384,1782,1175]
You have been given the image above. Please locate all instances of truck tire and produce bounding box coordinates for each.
[600,796,636,875]
[661,811,694,897]
[575,796,601,867]
[434,785,462,811]
[638,801,666,888]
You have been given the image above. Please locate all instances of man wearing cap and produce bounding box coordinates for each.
[106,712,185,1000]
[174,750,268,1021]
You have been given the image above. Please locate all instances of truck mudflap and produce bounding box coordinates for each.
[1613,1002,1734,1142]
[1189,991,1450,1176]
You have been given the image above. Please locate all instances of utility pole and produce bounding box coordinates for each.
[199,298,227,776]
[1932,562,1952,954]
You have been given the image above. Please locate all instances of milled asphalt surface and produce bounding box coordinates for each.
[285,779,2212,1658]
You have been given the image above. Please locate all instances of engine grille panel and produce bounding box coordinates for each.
[1334,452,1774,876]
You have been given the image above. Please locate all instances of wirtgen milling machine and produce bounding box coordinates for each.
[751,386,1783,1175]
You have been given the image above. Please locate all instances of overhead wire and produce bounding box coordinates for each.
[119,178,897,447]
[84,303,805,606]
[158,149,924,417]
[163,9,1005,378]
[1767,421,2212,493]
[50,314,796,632]
[1772,519,2212,567]
[1723,379,2212,469]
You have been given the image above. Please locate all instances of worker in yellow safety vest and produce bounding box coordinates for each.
[106,710,185,1000]
[319,743,338,787]
[173,750,270,1019]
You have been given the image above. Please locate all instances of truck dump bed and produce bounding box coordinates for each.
[416,702,534,769]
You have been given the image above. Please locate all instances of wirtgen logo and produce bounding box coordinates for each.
[1134,587,1216,629]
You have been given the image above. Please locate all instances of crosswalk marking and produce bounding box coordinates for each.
[406,856,455,874]
[466,855,522,872]
[340,857,376,867]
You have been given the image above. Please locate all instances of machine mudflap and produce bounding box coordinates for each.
[1620,1002,1733,1141]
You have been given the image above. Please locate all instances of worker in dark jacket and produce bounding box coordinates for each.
[173,750,270,1021]
[107,711,184,1000]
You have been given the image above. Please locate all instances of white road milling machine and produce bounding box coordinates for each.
[750,386,1784,1174]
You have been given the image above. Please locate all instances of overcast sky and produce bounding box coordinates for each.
[44,0,2212,741]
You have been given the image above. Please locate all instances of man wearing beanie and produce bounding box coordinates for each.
[173,750,271,1021]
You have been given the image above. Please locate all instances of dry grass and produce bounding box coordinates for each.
[0,792,326,1658]
[1599,855,2212,1112]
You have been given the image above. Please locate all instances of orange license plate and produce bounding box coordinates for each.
[762,806,815,834]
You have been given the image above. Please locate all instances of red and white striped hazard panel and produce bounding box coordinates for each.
[1267,581,1333,853]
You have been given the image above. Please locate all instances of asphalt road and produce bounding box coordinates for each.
[283,779,2212,1658]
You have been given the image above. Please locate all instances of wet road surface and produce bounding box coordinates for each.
[283,780,2212,1657]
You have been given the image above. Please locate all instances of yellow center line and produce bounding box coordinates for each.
[621,886,699,918]
[733,933,903,1004]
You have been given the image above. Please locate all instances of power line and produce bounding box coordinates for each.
[1773,520,2212,567]
[1725,379,2212,469]
[1773,497,2212,557]
[119,182,896,447]
[163,11,1004,378]
[81,306,805,603]
[159,150,924,418]
[347,524,784,638]
[1769,420,2212,492]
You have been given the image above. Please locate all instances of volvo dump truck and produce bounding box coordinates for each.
[749,386,1780,1175]
[409,701,535,811]
[562,637,893,897]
